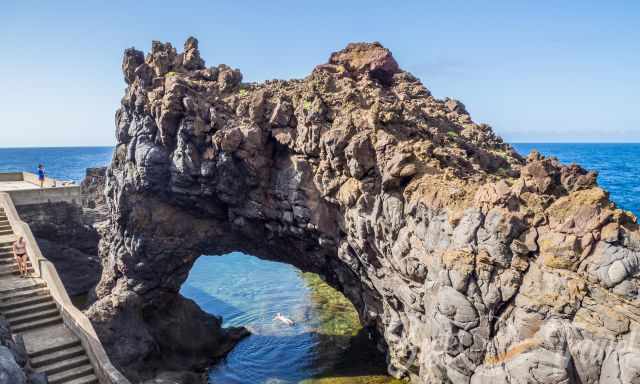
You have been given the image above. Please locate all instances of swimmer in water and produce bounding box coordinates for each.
[274,313,295,326]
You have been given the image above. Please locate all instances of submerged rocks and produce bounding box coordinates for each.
[91,37,640,383]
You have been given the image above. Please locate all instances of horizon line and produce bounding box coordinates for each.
[1,142,640,150]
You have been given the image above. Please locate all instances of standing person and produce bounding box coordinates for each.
[13,237,29,278]
[37,164,45,188]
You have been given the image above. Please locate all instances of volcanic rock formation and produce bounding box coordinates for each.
[88,37,640,383]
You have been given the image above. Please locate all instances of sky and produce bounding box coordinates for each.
[1,0,639,147]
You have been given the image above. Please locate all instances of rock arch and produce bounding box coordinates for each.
[89,38,640,383]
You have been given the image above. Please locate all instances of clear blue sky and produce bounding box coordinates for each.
[1,0,639,147]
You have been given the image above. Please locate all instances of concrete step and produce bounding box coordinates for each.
[9,307,60,326]
[0,291,52,311]
[0,255,16,263]
[0,281,46,296]
[0,285,48,299]
[3,300,56,319]
[46,363,94,384]
[0,262,33,272]
[28,338,82,359]
[0,265,34,277]
[0,259,33,270]
[30,345,85,368]
[12,314,62,333]
[0,230,13,236]
[0,260,33,269]
[35,354,91,376]
[62,374,99,384]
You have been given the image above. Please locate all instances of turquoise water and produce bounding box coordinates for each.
[182,254,357,383]
[183,253,319,383]
[0,144,638,383]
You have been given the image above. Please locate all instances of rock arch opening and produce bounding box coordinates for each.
[88,190,385,382]
[181,252,392,383]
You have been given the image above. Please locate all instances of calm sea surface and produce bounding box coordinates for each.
[0,144,637,383]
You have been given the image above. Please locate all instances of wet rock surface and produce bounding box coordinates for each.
[90,37,640,383]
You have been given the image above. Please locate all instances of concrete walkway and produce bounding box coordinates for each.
[0,180,42,192]
[0,207,99,384]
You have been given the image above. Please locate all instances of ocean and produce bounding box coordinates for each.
[0,143,637,383]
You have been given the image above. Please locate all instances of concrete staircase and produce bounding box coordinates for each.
[0,209,12,236]
[0,207,99,384]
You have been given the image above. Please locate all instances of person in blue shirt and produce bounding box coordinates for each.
[37,164,45,188]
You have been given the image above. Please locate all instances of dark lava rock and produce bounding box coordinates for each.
[88,37,640,384]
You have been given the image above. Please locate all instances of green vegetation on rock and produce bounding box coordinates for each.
[299,273,406,384]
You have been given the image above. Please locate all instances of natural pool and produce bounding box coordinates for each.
[180,252,403,384]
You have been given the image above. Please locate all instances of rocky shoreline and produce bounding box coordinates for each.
[45,38,640,383]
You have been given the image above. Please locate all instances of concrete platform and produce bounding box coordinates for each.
[0,275,41,293]
[0,172,80,206]
[0,181,41,192]
[22,322,80,356]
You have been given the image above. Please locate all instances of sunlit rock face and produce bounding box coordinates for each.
[88,37,640,383]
